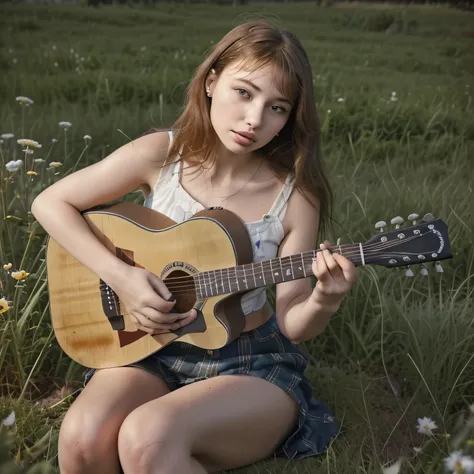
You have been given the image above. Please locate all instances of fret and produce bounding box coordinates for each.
[261,261,266,285]
[214,270,218,294]
[227,269,232,293]
[279,258,284,281]
[301,253,307,277]
[252,264,257,287]
[202,272,208,298]
[235,268,240,291]
[243,266,248,289]
[289,255,295,279]
[195,274,202,298]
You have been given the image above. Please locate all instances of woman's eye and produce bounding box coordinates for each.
[237,89,286,113]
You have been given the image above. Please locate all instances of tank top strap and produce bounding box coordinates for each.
[267,173,296,219]
[156,129,180,187]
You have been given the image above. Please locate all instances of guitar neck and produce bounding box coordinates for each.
[194,243,360,298]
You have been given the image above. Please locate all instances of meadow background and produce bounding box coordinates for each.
[1,2,473,473]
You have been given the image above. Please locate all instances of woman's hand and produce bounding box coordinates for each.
[107,265,197,335]
[310,240,358,310]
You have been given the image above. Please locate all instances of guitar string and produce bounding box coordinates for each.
[102,231,439,298]
[100,229,432,288]
[168,232,436,293]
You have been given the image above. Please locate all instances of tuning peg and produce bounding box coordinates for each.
[405,265,414,277]
[408,213,420,225]
[375,221,387,232]
[435,262,444,273]
[391,216,404,229]
[422,213,434,222]
[420,264,429,276]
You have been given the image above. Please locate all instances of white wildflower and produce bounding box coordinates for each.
[337,97,345,103]
[58,121,72,129]
[1,133,14,140]
[382,459,402,474]
[6,160,23,172]
[49,162,62,168]
[416,416,437,436]
[327,109,331,114]
[83,135,92,142]
[17,138,42,148]
[12,58,18,64]
[51,138,58,143]
[2,411,16,426]
[54,62,59,67]
[444,451,474,474]
[34,158,45,164]
[52,44,57,50]
[16,96,34,106]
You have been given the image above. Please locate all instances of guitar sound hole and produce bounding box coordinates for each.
[163,269,196,313]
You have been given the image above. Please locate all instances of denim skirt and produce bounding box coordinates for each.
[83,313,339,459]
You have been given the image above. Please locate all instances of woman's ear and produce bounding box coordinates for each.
[205,69,217,97]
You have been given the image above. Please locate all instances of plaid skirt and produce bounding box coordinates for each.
[83,313,339,459]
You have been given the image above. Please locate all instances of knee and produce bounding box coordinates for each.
[118,405,186,472]
[58,406,119,469]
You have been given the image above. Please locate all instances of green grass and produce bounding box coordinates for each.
[0,2,473,473]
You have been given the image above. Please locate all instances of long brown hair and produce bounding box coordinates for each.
[148,19,333,238]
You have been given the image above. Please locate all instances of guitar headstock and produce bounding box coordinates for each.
[363,213,452,270]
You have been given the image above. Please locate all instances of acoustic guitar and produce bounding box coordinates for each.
[45,201,452,369]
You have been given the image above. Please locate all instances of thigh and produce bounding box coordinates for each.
[120,374,299,472]
[60,367,170,449]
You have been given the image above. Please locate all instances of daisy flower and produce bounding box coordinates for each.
[58,121,72,129]
[17,138,42,148]
[49,162,62,168]
[26,171,38,176]
[444,451,474,474]
[0,133,14,139]
[6,160,23,172]
[16,96,34,106]
[382,459,402,474]
[83,134,92,142]
[2,411,15,426]
[416,416,437,436]
[3,263,12,271]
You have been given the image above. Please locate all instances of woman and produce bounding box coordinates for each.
[32,18,358,474]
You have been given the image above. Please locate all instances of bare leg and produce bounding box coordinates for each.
[118,375,299,473]
[58,367,169,474]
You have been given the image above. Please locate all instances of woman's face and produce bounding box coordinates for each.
[206,60,293,156]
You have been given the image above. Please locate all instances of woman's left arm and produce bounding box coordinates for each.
[274,190,358,344]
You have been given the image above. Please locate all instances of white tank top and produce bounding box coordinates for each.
[143,130,296,315]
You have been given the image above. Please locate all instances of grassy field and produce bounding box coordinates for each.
[1,2,473,473]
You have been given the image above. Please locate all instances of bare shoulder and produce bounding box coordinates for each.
[32,130,171,213]
[281,184,320,240]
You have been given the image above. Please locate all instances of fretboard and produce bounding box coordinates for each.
[194,244,359,298]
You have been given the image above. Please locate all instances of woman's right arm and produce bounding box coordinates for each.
[32,130,197,334]
[31,131,169,286]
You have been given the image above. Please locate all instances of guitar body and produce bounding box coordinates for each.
[46,201,254,369]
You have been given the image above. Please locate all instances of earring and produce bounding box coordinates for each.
[207,88,211,97]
